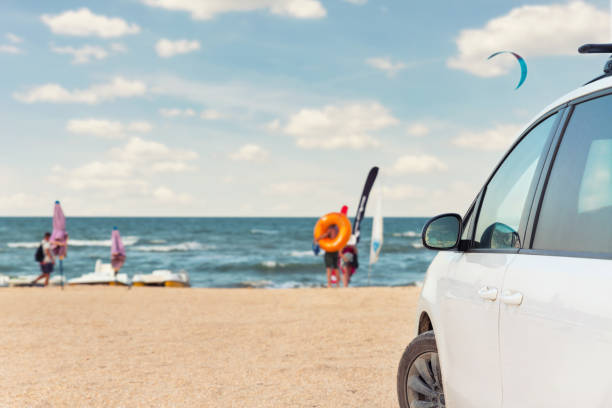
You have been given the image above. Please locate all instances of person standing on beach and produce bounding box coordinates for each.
[315,224,340,288]
[340,236,358,287]
[32,232,54,286]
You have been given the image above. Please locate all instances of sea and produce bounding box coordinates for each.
[0,218,436,288]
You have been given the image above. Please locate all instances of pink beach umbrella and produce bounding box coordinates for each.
[51,201,68,288]
[111,227,126,274]
[51,201,68,258]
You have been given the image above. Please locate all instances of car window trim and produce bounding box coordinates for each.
[519,248,612,260]
[468,108,564,253]
[522,106,572,249]
[458,194,481,251]
[468,248,520,255]
[525,87,612,259]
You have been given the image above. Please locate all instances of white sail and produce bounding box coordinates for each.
[369,190,383,265]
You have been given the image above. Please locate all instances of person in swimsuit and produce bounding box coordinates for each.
[315,224,340,288]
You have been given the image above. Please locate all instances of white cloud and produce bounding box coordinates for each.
[127,121,153,133]
[67,119,123,139]
[41,8,141,38]
[382,184,426,200]
[0,33,23,53]
[159,108,196,118]
[406,122,430,137]
[0,193,50,215]
[51,45,108,64]
[266,119,281,132]
[50,137,197,202]
[51,161,147,191]
[67,119,153,139]
[14,76,146,104]
[448,1,609,77]
[0,45,21,54]
[283,102,398,149]
[229,144,269,162]
[142,0,327,20]
[366,57,406,77]
[51,43,127,64]
[391,154,448,174]
[155,38,200,58]
[111,137,198,165]
[453,123,522,151]
[5,33,23,43]
[153,186,193,203]
[150,74,316,117]
[200,109,223,120]
[343,0,367,4]
[265,181,321,196]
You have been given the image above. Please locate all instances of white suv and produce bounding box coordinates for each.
[397,45,612,408]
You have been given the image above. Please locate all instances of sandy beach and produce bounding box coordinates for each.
[0,286,419,407]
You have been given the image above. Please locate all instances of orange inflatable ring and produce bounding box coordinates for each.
[313,212,352,252]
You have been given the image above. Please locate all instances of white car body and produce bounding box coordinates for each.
[415,75,612,408]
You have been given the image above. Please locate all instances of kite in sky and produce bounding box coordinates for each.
[488,51,528,89]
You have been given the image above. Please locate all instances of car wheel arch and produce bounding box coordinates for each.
[418,311,433,335]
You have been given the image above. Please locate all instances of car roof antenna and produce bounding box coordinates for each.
[579,43,612,85]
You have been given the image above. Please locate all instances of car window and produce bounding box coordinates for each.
[461,194,480,242]
[533,93,612,254]
[461,206,475,240]
[474,113,557,249]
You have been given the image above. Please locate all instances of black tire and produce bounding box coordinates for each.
[397,331,444,408]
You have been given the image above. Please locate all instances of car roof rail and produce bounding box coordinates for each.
[579,43,612,86]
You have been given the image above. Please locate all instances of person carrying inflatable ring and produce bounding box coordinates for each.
[313,206,352,288]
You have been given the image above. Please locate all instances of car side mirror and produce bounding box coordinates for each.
[422,213,462,250]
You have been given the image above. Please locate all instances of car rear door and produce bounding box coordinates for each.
[438,111,560,408]
[500,91,612,407]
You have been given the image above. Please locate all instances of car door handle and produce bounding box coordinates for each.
[501,290,523,306]
[478,286,498,301]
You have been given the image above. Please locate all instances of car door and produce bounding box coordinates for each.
[500,92,612,407]
[438,112,560,408]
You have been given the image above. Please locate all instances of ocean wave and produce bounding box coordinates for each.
[411,242,424,249]
[7,242,39,249]
[290,250,315,258]
[251,229,279,235]
[235,280,322,289]
[7,236,139,249]
[236,280,273,288]
[216,261,319,273]
[71,236,140,247]
[132,241,212,252]
[392,231,420,238]
[261,261,286,268]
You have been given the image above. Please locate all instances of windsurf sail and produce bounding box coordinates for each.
[353,167,379,243]
[369,190,383,265]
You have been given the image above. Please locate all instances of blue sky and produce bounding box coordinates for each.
[0,0,610,216]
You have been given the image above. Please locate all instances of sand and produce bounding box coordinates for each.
[0,286,419,407]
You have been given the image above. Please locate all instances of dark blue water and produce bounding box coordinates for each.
[0,218,435,288]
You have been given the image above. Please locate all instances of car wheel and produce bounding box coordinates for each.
[397,331,445,408]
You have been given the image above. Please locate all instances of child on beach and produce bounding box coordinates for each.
[340,236,358,287]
